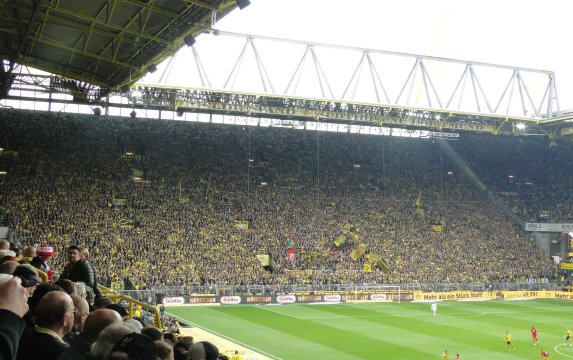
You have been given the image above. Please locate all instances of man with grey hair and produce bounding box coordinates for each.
[17,291,74,360]
[74,281,87,299]
[56,308,122,360]
[90,324,133,360]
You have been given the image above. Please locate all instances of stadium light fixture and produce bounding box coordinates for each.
[516,123,526,130]
[236,0,250,9]
[148,64,158,73]
[184,35,196,47]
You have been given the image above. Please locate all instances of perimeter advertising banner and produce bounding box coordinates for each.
[413,291,497,302]
[160,292,408,306]
[161,291,573,306]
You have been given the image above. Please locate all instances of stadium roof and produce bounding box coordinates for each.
[0,0,240,92]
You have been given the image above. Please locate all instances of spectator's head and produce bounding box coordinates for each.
[74,281,87,298]
[22,245,36,259]
[81,308,123,343]
[155,340,175,360]
[90,324,132,360]
[36,243,56,262]
[0,260,19,274]
[13,263,42,296]
[78,245,90,260]
[0,249,16,264]
[0,239,9,250]
[55,278,77,295]
[66,245,82,264]
[163,332,177,345]
[28,282,64,315]
[141,326,163,341]
[93,295,114,310]
[124,318,144,332]
[34,290,75,337]
[70,293,89,332]
[109,332,157,360]
[174,341,190,354]
[107,303,129,319]
[187,341,219,360]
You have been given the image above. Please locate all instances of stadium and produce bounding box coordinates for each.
[1,1,573,359]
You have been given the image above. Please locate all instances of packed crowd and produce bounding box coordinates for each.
[0,253,227,360]
[0,109,566,290]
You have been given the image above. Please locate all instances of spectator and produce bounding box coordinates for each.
[156,340,175,360]
[60,245,99,300]
[0,260,19,274]
[188,341,219,360]
[20,246,37,263]
[0,275,29,360]
[56,308,122,360]
[141,326,164,341]
[17,291,74,360]
[108,332,157,360]
[106,303,129,320]
[55,279,77,296]
[63,294,90,344]
[31,244,56,281]
[90,324,132,360]
[93,296,113,310]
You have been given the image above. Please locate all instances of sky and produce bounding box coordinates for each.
[140,0,573,114]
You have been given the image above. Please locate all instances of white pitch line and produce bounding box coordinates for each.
[554,344,573,358]
[166,312,283,360]
[254,304,308,320]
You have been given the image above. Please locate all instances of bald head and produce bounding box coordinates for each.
[70,294,90,331]
[0,240,9,250]
[82,309,123,342]
[22,246,36,258]
[35,291,74,337]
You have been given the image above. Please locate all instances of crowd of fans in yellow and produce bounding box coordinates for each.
[0,109,564,291]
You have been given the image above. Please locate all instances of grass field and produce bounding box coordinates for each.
[167,300,573,359]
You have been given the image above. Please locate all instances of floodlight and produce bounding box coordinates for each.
[184,35,196,47]
[236,0,250,9]
[148,64,157,73]
[516,123,526,130]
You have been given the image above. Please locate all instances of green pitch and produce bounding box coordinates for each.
[167,300,573,359]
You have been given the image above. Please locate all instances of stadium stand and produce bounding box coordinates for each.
[0,109,562,290]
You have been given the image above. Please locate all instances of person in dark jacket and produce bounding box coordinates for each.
[59,245,100,300]
[17,291,74,360]
[56,309,122,360]
[0,275,29,360]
